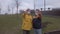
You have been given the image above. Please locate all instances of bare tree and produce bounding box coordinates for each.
[14,0,20,17]
[0,7,1,14]
[7,5,10,14]
[11,1,16,15]
[0,3,1,14]
[11,5,14,15]
[12,7,14,14]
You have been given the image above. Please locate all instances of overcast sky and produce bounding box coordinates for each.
[0,0,60,14]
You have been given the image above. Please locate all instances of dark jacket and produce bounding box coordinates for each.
[32,18,42,29]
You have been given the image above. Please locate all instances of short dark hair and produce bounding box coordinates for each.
[26,9,30,11]
[36,9,40,12]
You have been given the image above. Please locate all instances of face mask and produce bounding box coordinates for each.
[27,12,30,14]
[35,13,38,15]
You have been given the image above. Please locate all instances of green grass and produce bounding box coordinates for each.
[0,15,22,34]
[42,15,60,33]
[0,15,60,34]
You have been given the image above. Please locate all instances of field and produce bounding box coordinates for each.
[0,15,60,34]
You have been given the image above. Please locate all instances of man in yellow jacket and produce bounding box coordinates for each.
[22,9,32,34]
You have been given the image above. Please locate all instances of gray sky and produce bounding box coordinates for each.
[0,0,60,14]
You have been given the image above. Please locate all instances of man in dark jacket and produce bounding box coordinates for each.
[32,10,42,34]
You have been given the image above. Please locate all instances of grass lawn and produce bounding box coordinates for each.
[42,15,60,33]
[0,15,60,34]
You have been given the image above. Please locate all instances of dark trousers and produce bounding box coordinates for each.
[23,30,30,34]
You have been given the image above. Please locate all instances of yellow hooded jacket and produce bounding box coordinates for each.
[22,13,32,30]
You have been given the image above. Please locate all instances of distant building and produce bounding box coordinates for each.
[52,8,60,11]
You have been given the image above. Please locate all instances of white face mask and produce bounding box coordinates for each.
[35,13,38,15]
[27,12,30,14]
